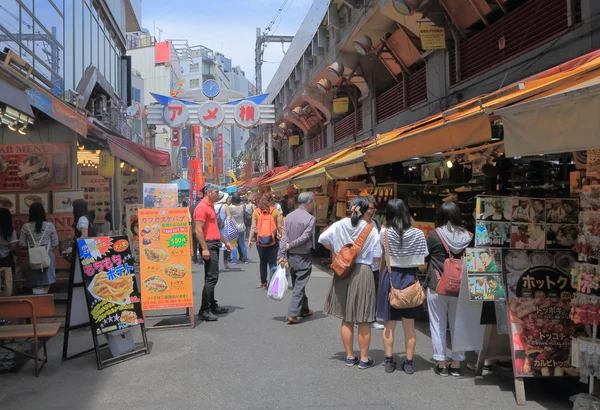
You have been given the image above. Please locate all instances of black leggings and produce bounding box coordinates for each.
[257,244,278,284]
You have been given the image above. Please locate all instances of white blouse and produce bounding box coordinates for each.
[318,218,381,266]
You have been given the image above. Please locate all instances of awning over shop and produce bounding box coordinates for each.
[244,166,289,188]
[364,113,491,167]
[497,74,600,157]
[324,140,375,180]
[292,147,355,189]
[172,178,190,190]
[261,161,318,192]
[106,134,170,175]
[0,77,34,117]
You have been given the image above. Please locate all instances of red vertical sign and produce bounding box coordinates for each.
[188,158,198,203]
[217,133,224,177]
[193,126,202,155]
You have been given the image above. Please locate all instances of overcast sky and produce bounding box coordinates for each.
[141,0,312,92]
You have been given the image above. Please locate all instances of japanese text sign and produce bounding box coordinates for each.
[162,101,189,129]
[234,101,260,128]
[77,236,144,335]
[198,101,225,129]
[217,133,224,176]
[503,249,580,377]
[138,208,194,311]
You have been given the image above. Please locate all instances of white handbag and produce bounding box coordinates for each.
[25,223,51,270]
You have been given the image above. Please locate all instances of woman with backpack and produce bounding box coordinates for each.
[376,199,428,375]
[425,202,473,377]
[242,198,254,241]
[318,196,381,370]
[248,193,282,288]
[19,202,59,294]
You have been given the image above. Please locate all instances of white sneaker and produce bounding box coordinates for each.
[371,322,385,330]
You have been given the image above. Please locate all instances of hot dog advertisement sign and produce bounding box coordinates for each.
[138,208,193,311]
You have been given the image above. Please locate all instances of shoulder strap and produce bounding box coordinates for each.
[384,228,391,271]
[354,223,373,250]
[435,228,451,257]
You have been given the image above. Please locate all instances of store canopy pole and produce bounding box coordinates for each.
[267,125,274,170]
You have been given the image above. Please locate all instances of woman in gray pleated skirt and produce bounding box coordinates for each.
[319,197,382,370]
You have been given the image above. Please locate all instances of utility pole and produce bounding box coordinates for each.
[254,28,293,94]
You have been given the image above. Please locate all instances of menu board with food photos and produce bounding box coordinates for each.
[76,236,144,335]
[138,208,193,311]
[0,144,71,191]
[122,167,140,207]
[503,249,581,378]
[79,165,111,222]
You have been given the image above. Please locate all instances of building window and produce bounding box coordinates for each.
[202,62,211,75]
[190,62,199,72]
[189,78,200,88]
[131,87,141,102]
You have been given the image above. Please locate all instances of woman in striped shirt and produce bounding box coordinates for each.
[376,199,428,375]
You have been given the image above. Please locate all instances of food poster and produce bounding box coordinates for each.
[138,208,193,311]
[13,213,75,271]
[53,190,84,214]
[142,183,178,208]
[78,165,111,222]
[503,249,581,377]
[466,248,506,301]
[122,167,140,207]
[76,236,144,335]
[587,149,600,177]
[125,204,141,264]
[475,196,578,251]
[0,144,71,191]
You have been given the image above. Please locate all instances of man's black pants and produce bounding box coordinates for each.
[200,240,221,313]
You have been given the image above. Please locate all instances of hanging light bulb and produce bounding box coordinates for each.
[446,159,453,168]
[18,123,27,135]
[95,149,101,155]
[77,141,85,151]
[8,120,18,132]
[120,161,125,169]
[131,167,137,173]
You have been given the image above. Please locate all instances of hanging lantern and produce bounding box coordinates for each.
[291,107,303,119]
[98,150,115,178]
[392,0,414,15]
[327,62,345,79]
[316,78,331,93]
[353,35,373,55]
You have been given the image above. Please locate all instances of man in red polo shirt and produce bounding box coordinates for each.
[194,184,233,322]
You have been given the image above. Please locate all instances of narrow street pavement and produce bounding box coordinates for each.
[0,248,580,410]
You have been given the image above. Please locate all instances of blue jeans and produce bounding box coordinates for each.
[231,232,247,263]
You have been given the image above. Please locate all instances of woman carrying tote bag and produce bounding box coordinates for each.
[376,199,428,375]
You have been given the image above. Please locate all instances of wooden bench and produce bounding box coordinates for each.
[0,295,62,376]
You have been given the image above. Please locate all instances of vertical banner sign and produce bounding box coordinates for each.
[503,249,579,377]
[217,133,224,178]
[205,140,213,178]
[76,236,144,335]
[125,205,141,263]
[188,159,198,203]
[171,129,181,147]
[138,208,193,310]
[193,126,202,154]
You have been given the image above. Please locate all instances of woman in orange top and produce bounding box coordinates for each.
[248,193,283,288]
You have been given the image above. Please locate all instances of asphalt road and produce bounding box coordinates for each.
[0,247,582,410]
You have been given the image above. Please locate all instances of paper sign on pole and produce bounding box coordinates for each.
[419,25,446,50]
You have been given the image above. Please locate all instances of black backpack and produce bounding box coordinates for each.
[243,204,253,227]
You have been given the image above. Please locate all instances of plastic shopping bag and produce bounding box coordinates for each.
[267,265,288,301]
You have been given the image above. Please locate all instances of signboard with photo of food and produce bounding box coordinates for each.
[503,249,581,378]
[0,144,70,191]
[76,236,144,335]
[17,192,49,215]
[138,208,193,311]
[466,248,506,301]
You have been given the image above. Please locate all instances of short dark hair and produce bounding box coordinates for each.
[232,193,242,205]
[435,202,463,230]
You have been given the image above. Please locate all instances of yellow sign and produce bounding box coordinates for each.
[205,140,213,177]
[333,97,349,114]
[98,151,115,178]
[227,170,237,182]
[420,26,445,50]
[138,207,193,311]
[289,135,300,146]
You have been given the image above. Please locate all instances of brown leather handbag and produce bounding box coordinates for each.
[383,228,426,309]
[331,223,374,279]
